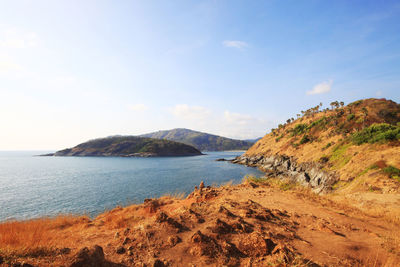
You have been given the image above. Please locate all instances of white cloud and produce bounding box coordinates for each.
[222,40,248,49]
[169,104,273,139]
[224,111,253,125]
[171,104,211,121]
[0,60,22,73]
[0,28,39,48]
[376,90,382,96]
[220,110,272,139]
[307,80,333,95]
[128,103,149,112]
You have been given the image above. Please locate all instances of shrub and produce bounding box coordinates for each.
[351,123,400,145]
[336,109,345,117]
[349,100,363,106]
[383,166,400,181]
[329,143,352,169]
[356,117,365,124]
[299,135,310,144]
[307,117,327,130]
[318,156,329,163]
[291,123,308,136]
[324,142,332,149]
[347,114,355,121]
[377,110,398,124]
[279,182,296,191]
[275,134,284,142]
[357,164,379,177]
[243,174,267,184]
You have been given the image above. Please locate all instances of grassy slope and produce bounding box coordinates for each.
[55,136,202,156]
[245,98,400,194]
[140,128,254,151]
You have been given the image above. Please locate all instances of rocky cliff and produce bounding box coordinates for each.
[232,154,337,193]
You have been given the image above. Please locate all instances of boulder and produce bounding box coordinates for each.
[237,232,276,257]
[116,246,126,254]
[69,245,106,267]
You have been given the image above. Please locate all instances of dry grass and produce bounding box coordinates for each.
[0,215,89,257]
[243,175,400,227]
[356,203,400,226]
[98,205,141,230]
[295,183,400,226]
[161,191,186,199]
[353,249,400,267]
[221,179,234,187]
[243,175,300,191]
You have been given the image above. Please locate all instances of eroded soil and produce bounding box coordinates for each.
[1,182,400,266]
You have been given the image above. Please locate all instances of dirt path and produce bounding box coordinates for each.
[223,185,399,266]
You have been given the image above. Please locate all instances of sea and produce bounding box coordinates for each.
[0,151,263,221]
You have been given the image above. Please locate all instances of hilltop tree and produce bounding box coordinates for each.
[330,101,340,110]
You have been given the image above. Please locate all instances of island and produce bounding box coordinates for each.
[43,136,203,157]
[140,128,256,151]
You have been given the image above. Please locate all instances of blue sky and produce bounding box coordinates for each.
[1,0,399,149]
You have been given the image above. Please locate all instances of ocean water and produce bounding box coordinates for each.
[0,151,262,221]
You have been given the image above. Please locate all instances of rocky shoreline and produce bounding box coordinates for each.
[231,154,338,193]
[41,151,203,157]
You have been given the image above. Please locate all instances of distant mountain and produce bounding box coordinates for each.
[243,137,262,143]
[44,136,202,157]
[140,128,255,151]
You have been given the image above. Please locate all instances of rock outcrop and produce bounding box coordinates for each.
[232,154,337,193]
[69,245,124,267]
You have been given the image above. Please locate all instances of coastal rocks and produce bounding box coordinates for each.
[116,246,126,254]
[232,154,337,193]
[69,245,107,267]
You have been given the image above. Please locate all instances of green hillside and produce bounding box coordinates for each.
[47,136,202,157]
[140,128,254,151]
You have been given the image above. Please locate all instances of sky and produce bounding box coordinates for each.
[1,0,400,150]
